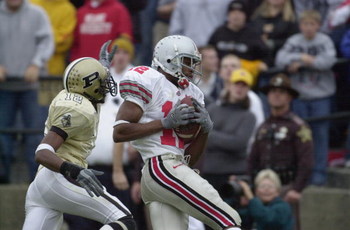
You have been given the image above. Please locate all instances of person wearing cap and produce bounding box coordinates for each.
[248,73,314,230]
[218,55,265,154]
[202,68,256,195]
[208,0,270,84]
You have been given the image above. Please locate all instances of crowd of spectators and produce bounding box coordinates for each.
[2,0,350,229]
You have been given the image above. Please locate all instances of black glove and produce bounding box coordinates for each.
[99,40,117,68]
[60,161,104,197]
[191,99,213,133]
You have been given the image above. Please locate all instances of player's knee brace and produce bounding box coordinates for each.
[107,216,137,230]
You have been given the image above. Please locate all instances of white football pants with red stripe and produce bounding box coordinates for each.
[141,154,242,230]
[23,167,131,230]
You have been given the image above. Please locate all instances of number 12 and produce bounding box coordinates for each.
[160,101,184,149]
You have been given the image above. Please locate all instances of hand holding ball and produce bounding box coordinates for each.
[174,96,201,140]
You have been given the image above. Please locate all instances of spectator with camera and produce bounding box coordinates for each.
[248,73,313,230]
[238,169,294,230]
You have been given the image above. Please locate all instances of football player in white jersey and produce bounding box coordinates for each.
[22,41,136,230]
[113,35,242,230]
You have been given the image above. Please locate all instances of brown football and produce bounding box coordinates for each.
[174,96,201,140]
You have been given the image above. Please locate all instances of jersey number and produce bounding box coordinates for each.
[133,66,149,74]
[160,101,184,149]
[65,93,83,104]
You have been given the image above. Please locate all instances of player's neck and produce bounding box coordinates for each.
[159,69,179,87]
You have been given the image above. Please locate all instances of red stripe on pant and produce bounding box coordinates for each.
[151,157,235,227]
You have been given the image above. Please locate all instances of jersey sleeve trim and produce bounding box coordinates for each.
[119,80,152,104]
[50,126,68,141]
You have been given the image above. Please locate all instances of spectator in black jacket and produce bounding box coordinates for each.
[208,0,271,85]
[250,0,298,63]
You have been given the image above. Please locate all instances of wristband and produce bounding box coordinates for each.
[59,161,83,180]
[113,120,130,127]
[35,143,55,154]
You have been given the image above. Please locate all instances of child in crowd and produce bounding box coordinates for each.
[238,169,293,230]
[275,10,337,186]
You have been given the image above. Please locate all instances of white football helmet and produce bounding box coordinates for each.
[63,57,117,103]
[152,35,202,88]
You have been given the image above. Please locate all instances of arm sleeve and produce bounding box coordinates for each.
[312,36,337,70]
[32,8,54,68]
[275,36,302,68]
[293,124,314,192]
[50,106,91,138]
[119,69,153,111]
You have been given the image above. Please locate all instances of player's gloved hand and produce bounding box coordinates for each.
[76,168,104,197]
[161,101,195,129]
[99,40,117,68]
[60,161,104,197]
[191,99,213,133]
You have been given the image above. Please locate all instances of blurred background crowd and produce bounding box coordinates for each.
[2,0,350,229]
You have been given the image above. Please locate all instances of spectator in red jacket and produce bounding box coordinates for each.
[70,0,133,61]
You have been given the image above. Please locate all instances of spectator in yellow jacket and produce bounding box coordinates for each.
[31,0,76,76]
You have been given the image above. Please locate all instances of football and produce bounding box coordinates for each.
[174,96,201,140]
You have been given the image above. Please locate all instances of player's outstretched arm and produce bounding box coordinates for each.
[113,101,163,142]
[60,161,104,197]
[35,131,104,197]
[35,131,66,172]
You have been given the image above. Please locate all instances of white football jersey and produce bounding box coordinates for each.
[119,66,204,162]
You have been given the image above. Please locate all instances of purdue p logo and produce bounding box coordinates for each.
[82,72,99,89]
